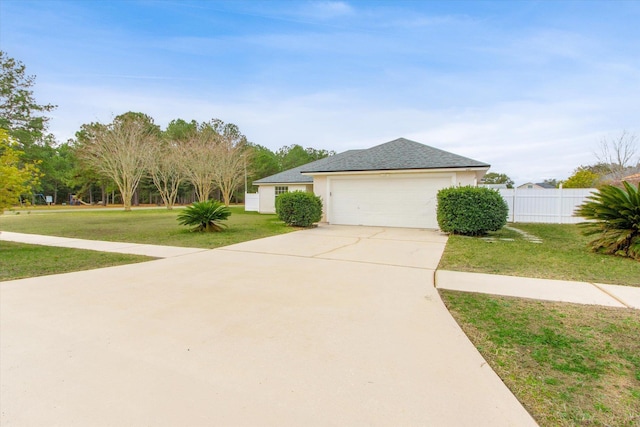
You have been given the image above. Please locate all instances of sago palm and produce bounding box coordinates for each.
[575,181,640,260]
[177,200,231,232]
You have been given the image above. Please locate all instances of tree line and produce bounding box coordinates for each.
[0,51,333,211]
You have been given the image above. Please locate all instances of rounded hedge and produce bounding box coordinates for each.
[436,186,508,235]
[275,191,323,227]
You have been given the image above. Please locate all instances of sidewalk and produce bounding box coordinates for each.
[0,231,208,258]
[436,270,640,310]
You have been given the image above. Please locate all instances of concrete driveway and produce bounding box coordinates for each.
[1,225,536,426]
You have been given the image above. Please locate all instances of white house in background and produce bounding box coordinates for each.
[253,138,490,229]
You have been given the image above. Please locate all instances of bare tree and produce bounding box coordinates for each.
[180,124,220,202]
[209,120,250,206]
[595,130,639,179]
[148,140,184,209]
[76,113,158,211]
[177,119,250,205]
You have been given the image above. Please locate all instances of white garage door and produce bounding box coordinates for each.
[329,175,453,229]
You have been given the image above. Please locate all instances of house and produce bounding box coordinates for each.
[600,165,640,186]
[254,138,490,229]
[517,182,555,189]
[611,172,640,187]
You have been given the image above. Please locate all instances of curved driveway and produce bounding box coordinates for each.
[1,225,536,426]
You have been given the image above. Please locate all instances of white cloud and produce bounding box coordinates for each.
[305,1,354,19]
[45,78,624,186]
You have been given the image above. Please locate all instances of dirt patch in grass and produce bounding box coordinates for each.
[440,290,640,426]
[438,224,640,286]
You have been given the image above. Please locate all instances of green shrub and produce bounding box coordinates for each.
[276,191,322,227]
[437,186,508,236]
[177,200,231,232]
[575,182,640,260]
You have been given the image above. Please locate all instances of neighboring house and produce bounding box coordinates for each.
[611,172,640,187]
[253,137,490,229]
[517,182,555,189]
[600,166,640,185]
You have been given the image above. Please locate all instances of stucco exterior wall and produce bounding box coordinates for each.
[454,171,480,187]
[258,185,276,214]
[312,176,328,221]
[257,184,314,214]
[288,184,313,192]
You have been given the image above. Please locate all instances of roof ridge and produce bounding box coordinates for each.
[302,137,489,173]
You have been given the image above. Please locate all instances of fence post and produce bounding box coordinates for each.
[558,188,563,224]
[512,187,517,223]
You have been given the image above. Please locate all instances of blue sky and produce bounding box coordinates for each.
[1,0,638,184]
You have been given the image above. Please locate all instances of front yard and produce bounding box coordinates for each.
[438,223,640,287]
[0,207,294,281]
[441,291,640,427]
[439,222,640,426]
[0,206,295,248]
[0,241,154,281]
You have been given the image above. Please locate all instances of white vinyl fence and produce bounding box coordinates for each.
[244,193,259,212]
[498,188,596,224]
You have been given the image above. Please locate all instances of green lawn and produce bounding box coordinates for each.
[0,207,295,248]
[438,223,640,287]
[0,241,154,281]
[441,290,640,427]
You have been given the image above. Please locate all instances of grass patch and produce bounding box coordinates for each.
[0,241,154,281]
[438,223,640,286]
[440,290,640,426]
[0,207,296,248]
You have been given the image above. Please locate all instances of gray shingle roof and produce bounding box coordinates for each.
[254,138,489,184]
[252,164,313,185]
[301,138,489,173]
[535,182,556,189]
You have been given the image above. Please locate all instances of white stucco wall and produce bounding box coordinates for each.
[455,171,481,186]
[312,176,328,222]
[258,185,276,213]
[289,184,313,192]
[257,184,313,214]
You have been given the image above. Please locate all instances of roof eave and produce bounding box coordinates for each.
[254,181,312,186]
[301,166,490,176]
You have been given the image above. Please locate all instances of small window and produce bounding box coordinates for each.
[275,186,288,196]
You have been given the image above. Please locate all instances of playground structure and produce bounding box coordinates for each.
[69,194,90,206]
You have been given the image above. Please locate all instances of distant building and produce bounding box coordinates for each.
[600,166,640,186]
[610,172,640,188]
[517,182,556,189]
